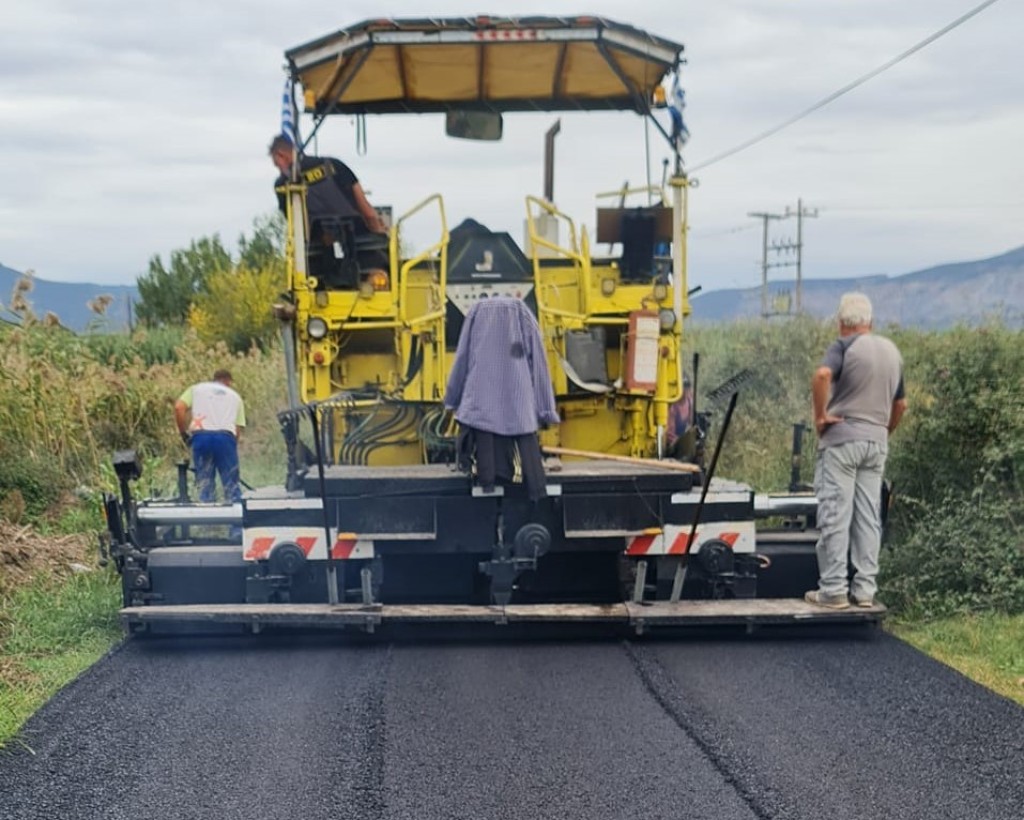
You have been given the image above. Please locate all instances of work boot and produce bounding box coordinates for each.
[849,594,876,608]
[804,590,851,610]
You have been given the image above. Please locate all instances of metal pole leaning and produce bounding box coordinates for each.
[307,402,340,605]
[670,391,739,602]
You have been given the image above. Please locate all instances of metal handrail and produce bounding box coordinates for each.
[394,193,449,397]
[395,194,449,327]
[595,184,670,207]
[525,196,593,320]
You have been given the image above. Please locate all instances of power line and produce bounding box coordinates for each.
[691,223,758,238]
[689,0,1004,173]
[822,202,1024,213]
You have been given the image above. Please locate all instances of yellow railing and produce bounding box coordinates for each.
[595,184,669,207]
[395,194,449,328]
[393,193,449,399]
[525,196,591,322]
[280,181,308,292]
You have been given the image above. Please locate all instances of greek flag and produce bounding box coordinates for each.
[668,72,689,149]
[281,78,297,146]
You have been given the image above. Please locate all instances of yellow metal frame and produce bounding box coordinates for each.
[281,153,694,461]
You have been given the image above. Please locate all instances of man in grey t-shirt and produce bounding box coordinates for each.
[806,293,907,609]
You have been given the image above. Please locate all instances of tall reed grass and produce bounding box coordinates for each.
[0,324,289,512]
[1,315,1020,615]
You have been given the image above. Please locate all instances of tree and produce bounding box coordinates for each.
[135,216,286,328]
[239,213,286,271]
[135,235,232,326]
[188,259,286,353]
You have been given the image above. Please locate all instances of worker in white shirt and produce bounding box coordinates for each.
[174,369,246,503]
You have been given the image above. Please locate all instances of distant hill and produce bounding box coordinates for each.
[691,245,1024,328]
[3,243,1023,333]
[0,264,137,332]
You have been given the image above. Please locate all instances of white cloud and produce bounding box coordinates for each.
[1,0,1021,291]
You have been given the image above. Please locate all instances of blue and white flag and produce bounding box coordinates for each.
[668,72,689,149]
[281,78,297,146]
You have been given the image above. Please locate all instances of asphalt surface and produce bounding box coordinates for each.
[1,629,1022,820]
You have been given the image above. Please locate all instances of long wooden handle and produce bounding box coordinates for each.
[542,445,701,473]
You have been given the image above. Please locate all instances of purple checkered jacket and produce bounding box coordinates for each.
[444,297,559,435]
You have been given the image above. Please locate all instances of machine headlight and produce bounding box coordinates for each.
[307,317,328,339]
[658,308,676,331]
[600,278,616,296]
[652,282,668,301]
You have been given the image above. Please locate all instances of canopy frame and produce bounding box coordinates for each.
[285,15,686,170]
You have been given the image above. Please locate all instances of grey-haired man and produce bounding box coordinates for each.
[806,293,907,609]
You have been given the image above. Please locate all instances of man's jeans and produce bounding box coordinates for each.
[814,440,887,600]
[191,431,241,504]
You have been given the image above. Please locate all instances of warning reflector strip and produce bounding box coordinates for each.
[625,521,755,556]
[243,527,374,561]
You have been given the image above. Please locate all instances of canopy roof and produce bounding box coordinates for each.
[286,16,684,116]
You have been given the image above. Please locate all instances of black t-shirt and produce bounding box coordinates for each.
[275,156,360,220]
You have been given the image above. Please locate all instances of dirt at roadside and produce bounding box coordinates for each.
[0,521,95,598]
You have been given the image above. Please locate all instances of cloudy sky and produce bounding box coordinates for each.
[2,0,1022,294]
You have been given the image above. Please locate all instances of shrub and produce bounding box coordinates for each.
[880,493,1024,617]
[0,323,288,518]
[188,261,286,353]
[3,304,1021,616]
[690,319,1024,616]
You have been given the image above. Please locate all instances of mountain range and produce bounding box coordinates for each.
[0,264,136,332]
[2,243,1023,332]
[690,244,1024,328]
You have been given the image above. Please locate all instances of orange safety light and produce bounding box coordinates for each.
[368,270,390,291]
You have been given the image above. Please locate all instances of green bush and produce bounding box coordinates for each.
[881,493,1024,617]
[0,451,68,520]
[0,323,287,518]
[86,325,187,368]
[685,316,832,492]
[3,307,1021,616]
[689,318,1024,617]
[878,324,1024,616]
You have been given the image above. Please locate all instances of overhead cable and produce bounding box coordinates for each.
[689,0,1003,173]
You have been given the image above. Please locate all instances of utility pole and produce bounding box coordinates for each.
[747,209,786,317]
[789,198,819,313]
[748,199,818,317]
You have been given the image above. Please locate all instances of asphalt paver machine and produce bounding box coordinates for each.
[108,16,884,634]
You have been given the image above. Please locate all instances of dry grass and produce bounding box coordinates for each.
[0,520,93,596]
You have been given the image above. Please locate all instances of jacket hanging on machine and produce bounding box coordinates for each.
[444,297,559,435]
[445,297,558,501]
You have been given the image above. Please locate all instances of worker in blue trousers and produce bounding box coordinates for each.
[174,369,246,504]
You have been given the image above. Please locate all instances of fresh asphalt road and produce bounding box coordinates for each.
[1,630,1021,820]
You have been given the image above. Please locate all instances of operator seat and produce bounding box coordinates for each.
[619,210,657,280]
[596,205,674,282]
[308,216,389,290]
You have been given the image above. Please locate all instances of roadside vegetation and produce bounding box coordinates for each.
[1,229,1021,744]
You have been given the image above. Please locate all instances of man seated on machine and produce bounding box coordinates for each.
[269,134,389,289]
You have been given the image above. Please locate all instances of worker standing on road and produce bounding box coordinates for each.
[806,293,907,609]
[174,369,246,504]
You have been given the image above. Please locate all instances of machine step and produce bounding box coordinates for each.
[121,599,886,631]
